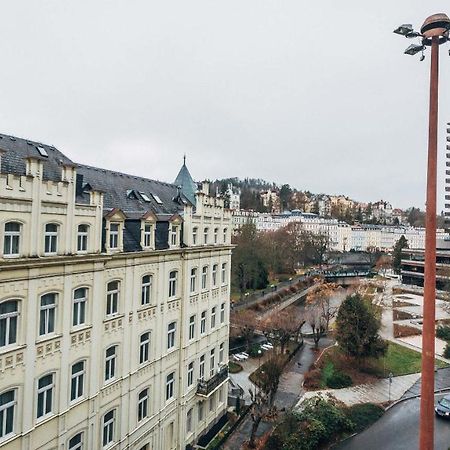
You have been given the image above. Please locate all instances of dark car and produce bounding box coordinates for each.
[435,395,450,418]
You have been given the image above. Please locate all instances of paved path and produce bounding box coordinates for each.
[334,393,450,450]
[223,338,332,449]
[298,373,420,407]
[402,367,450,399]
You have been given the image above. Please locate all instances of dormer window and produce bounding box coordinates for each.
[143,224,153,248]
[109,223,119,249]
[168,215,182,248]
[170,225,178,247]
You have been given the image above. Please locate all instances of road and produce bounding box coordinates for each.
[335,394,450,450]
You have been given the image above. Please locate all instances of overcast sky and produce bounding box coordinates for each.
[1,1,450,210]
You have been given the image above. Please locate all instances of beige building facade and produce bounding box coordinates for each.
[0,134,232,450]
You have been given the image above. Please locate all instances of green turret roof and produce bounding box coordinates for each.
[174,156,197,205]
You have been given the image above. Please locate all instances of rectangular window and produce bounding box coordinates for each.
[166,372,175,400]
[212,264,218,286]
[192,227,198,245]
[102,410,115,447]
[3,222,20,256]
[190,268,197,293]
[170,225,178,246]
[211,307,216,329]
[187,362,194,387]
[0,390,16,438]
[219,343,224,364]
[141,275,152,305]
[201,266,208,290]
[167,322,176,349]
[199,355,205,380]
[77,225,88,252]
[106,281,119,316]
[105,346,117,381]
[223,228,227,243]
[39,293,56,336]
[220,303,225,324]
[210,349,215,377]
[138,389,148,422]
[169,271,177,298]
[140,332,150,364]
[109,223,119,249]
[188,315,195,341]
[200,311,206,334]
[37,374,54,418]
[70,361,85,402]
[44,223,58,254]
[0,301,18,347]
[203,228,208,245]
[213,228,218,244]
[143,224,152,247]
[221,263,227,284]
[73,288,87,327]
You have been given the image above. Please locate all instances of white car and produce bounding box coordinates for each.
[261,344,272,351]
[240,352,249,358]
[233,354,244,362]
[237,353,248,360]
[262,342,273,348]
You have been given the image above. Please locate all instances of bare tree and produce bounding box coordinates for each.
[231,309,258,351]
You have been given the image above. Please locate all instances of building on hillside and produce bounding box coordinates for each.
[0,134,232,450]
[259,189,280,213]
[225,184,240,211]
[371,200,393,224]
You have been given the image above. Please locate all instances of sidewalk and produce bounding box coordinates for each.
[297,372,420,408]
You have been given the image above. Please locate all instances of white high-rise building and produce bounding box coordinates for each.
[0,134,231,450]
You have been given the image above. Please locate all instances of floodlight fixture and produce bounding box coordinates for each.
[393,23,414,36]
[404,44,425,55]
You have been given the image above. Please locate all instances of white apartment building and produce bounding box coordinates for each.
[0,134,232,450]
[232,210,448,252]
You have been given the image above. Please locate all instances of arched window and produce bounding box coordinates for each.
[201,266,208,290]
[3,222,21,257]
[37,373,54,418]
[68,432,84,450]
[203,228,209,245]
[212,264,218,287]
[138,389,149,422]
[106,281,119,317]
[39,293,56,336]
[0,389,16,438]
[77,224,89,253]
[73,288,87,327]
[141,275,152,306]
[223,228,228,243]
[168,271,177,298]
[70,360,86,402]
[102,409,116,446]
[139,332,150,364]
[105,346,117,381]
[213,228,218,244]
[0,300,19,347]
[190,268,197,293]
[44,223,59,255]
[192,227,198,245]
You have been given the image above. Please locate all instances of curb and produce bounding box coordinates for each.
[385,386,450,411]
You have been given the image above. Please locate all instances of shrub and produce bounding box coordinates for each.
[344,403,384,433]
[228,361,243,373]
[326,371,353,389]
[393,323,421,338]
[437,325,450,342]
[444,343,450,359]
[303,369,322,390]
[393,309,415,321]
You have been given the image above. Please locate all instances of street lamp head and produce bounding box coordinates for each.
[421,13,450,44]
[404,44,425,55]
[394,24,414,36]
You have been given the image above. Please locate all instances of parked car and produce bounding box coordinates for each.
[233,354,244,362]
[240,352,249,358]
[435,395,450,418]
[261,344,272,351]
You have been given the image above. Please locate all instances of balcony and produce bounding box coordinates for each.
[197,366,228,397]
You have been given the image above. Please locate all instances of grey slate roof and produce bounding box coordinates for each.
[173,158,198,205]
[0,133,74,182]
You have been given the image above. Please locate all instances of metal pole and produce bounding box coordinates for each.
[419,34,439,450]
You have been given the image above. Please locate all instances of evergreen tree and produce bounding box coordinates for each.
[392,235,408,274]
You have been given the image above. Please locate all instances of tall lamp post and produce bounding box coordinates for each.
[394,13,450,450]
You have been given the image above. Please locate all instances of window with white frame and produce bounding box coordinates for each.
[0,389,16,438]
[68,432,83,450]
[168,271,177,298]
[70,360,85,402]
[220,302,225,324]
[203,227,208,245]
[73,288,87,327]
[102,410,115,447]
[139,332,150,364]
[170,225,178,246]
[137,389,148,422]
[190,268,197,293]
[188,315,195,341]
[106,281,119,317]
[141,275,152,306]
[187,361,194,387]
[105,346,117,382]
[186,408,193,433]
[77,224,88,253]
[0,300,19,347]
[210,348,215,376]
[167,322,176,349]
[201,266,208,290]
[166,372,174,401]
[212,264,218,286]
[109,223,119,249]
[211,306,216,329]
[39,293,56,336]
[219,342,225,365]
[143,223,153,248]
[37,373,54,418]
[200,311,206,334]
[192,227,198,245]
[199,354,205,380]
[3,222,21,257]
[223,228,228,243]
[198,401,204,421]
[44,223,58,254]
[213,228,218,244]
[221,263,227,284]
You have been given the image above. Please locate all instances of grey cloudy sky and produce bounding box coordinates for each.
[1,1,450,209]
